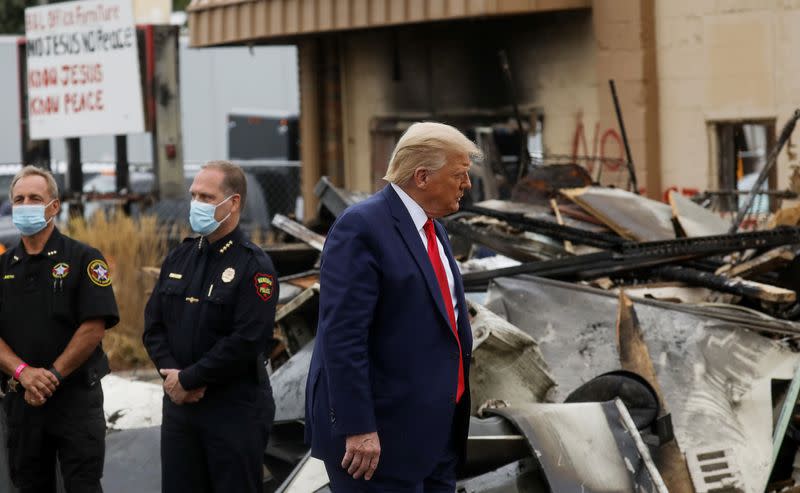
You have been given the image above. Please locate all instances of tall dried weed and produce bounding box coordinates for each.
[67,211,169,370]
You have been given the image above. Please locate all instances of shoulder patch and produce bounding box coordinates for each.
[87,259,112,287]
[253,273,274,302]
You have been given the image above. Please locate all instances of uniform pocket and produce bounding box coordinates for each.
[202,287,236,334]
[158,279,187,326]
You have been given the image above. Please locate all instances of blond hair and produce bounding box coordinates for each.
[9,165,59,201]
[383,122,482,186]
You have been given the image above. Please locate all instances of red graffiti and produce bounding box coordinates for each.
[662,186,699,203]
[570,115,625,177]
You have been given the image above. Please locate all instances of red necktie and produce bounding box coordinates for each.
[424,219,465,403]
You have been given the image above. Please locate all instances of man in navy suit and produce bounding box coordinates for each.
[305,122,481,492]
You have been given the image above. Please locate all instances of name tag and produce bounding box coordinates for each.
[2,275,13,280]
[168,273,183,280]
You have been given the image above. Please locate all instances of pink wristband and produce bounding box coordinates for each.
[13,363,28,381]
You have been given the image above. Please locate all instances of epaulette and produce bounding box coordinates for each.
[241,240,262,253]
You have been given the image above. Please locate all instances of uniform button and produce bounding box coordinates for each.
[330,410,336,423]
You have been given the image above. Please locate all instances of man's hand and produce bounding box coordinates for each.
[17,367,58,402]
[160,369,205,404]
[23,389,46,407]
[342,432,380,480]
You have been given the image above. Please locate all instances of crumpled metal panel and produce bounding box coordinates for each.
[455,458,546,493]
[490,400,667,493]
[272,300,558,423]
[272,340,315,423]
[486,275,800,492]
[469,301,556,412]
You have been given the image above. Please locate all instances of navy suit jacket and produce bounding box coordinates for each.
[305,185,472,481]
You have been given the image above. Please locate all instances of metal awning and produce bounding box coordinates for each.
[187,0,590,47]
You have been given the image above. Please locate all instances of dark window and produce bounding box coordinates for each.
[715,120,775,214]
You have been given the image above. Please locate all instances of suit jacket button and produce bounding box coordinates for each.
[330,411,336,423]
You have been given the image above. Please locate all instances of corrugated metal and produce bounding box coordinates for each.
[188,0,591,47]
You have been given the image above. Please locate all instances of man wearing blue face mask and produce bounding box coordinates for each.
[0,165,119,493]
[143,160,278,493]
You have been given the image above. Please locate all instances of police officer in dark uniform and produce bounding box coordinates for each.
[143,161,278,493]
[0,166,119,493]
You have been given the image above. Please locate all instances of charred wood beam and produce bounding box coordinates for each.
[617,227,800,258]
[609,80,639,194]
[462,227,800,290]
[442,218,564,262]
[460,205,624,249]
[654,265,795,304]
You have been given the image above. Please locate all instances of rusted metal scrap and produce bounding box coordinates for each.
[510,163,593,204]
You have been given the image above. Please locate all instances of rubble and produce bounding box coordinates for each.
[668,190,729,237]
[259,171,800,491]
[43,164,800,491]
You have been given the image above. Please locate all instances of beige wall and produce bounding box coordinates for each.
[593,0,660,196]
[295,0,800,208]
[338,10,601,192]
[655,1,800,193]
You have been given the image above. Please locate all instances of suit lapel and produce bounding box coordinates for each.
[382,186,452,330]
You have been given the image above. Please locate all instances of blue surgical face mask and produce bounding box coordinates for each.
[13,200,55,236]
[189,195,234,236]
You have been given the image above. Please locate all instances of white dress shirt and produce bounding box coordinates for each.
[391,183,459,323]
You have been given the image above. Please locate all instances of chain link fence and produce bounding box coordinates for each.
[0,160,302,245]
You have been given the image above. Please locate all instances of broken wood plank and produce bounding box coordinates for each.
[616,291,695,493]
[617,283,715,304]
[550,198,575,254]
[284,273,320,290]
[556,202,608,226]
[668,190,728,237]
[276,283,319,323]
[271,214,326,251]
[716,246,795,279]
[562,186,676,241]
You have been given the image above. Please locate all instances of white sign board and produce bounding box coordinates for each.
[24,0,145,139]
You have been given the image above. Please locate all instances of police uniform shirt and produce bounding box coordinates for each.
[0,227,120,369]
[143,227,278,390]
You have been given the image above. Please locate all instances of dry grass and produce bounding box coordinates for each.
[66,213,275,369]
[67,211,170,370]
